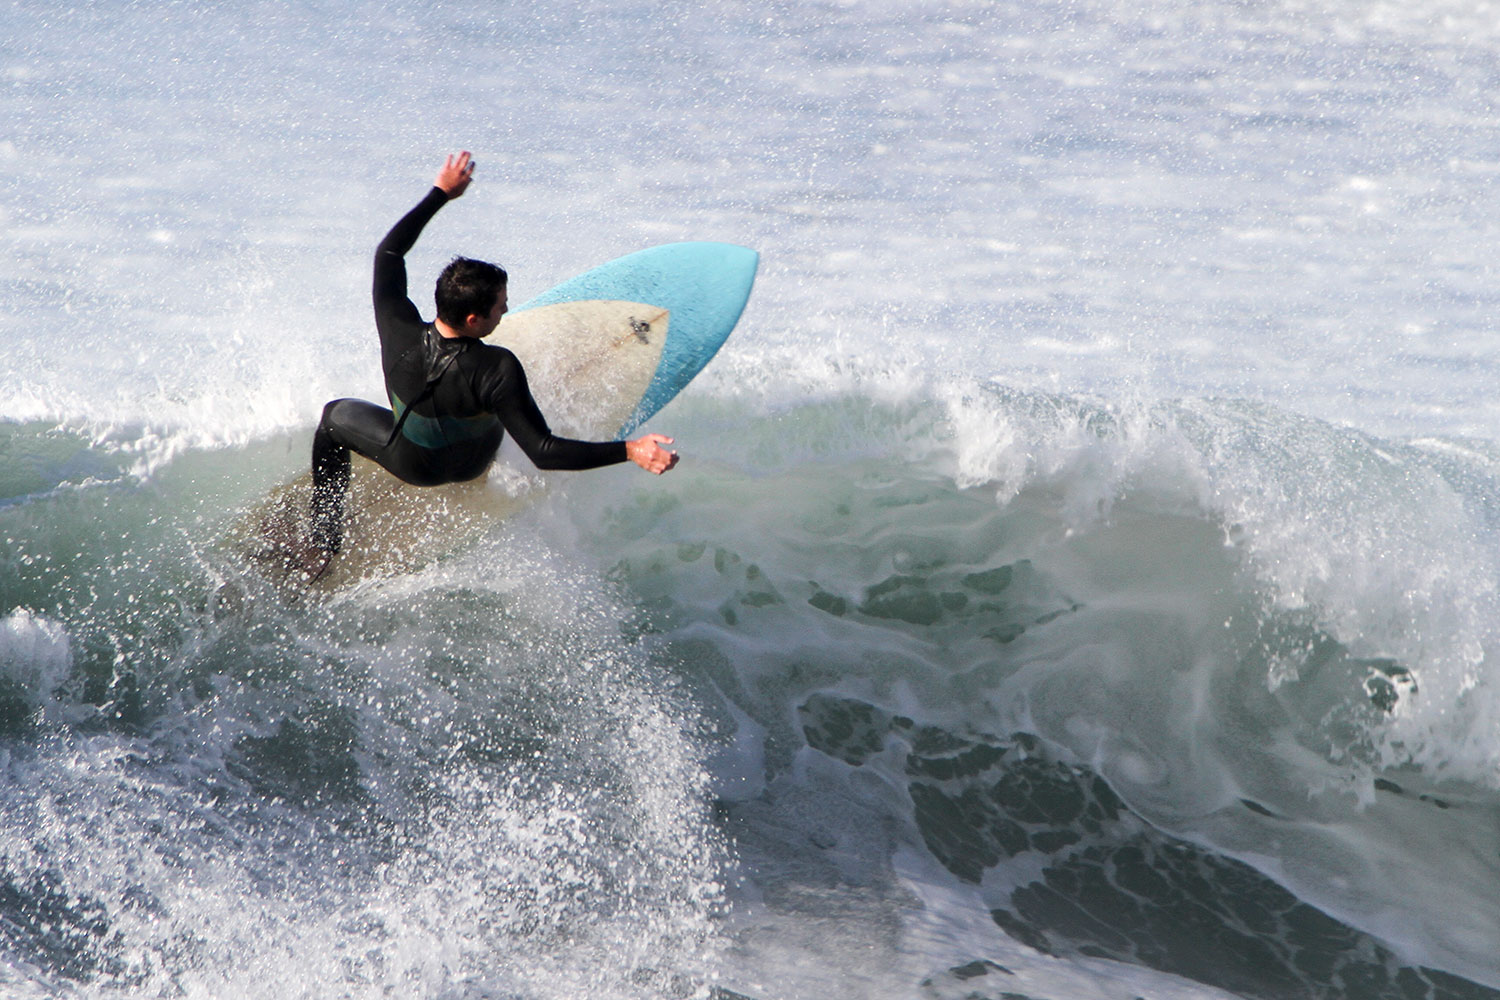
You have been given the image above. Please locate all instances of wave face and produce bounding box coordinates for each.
[565,382,1500,998]
[7,0,1500,996]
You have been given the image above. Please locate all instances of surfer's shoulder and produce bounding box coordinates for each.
[472,341,520,367]
[460,341,525,394]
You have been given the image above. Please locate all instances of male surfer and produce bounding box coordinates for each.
[304,151,677,578]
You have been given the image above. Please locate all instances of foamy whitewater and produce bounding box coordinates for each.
[3,1,1500,997]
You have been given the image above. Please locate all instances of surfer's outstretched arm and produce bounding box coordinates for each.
[482,347,628,470]
[477,348,678,474]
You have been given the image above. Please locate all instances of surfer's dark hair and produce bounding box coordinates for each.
[435,257,508,326]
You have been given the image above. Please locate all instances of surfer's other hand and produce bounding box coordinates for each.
[627,434,678,475]
[435,151,475,198]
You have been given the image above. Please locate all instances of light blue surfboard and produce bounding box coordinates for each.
[515,242,759,435]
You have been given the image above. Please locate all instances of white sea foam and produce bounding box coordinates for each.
[0,609,71,719]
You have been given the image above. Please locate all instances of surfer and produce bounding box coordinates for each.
[304,151,678,577]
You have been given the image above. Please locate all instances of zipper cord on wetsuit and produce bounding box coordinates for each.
[385,329,462,448]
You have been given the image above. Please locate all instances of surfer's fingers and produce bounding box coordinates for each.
[626,434,679,473]
[435,151,476,196]
[652,442,680,474]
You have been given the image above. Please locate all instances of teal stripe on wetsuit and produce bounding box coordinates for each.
[389,391,502,450]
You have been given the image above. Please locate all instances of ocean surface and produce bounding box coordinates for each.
[3,1,1500,997]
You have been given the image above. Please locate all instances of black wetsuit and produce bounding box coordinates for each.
[310,186,627,552]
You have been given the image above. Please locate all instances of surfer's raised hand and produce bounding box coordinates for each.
[434,151,475,198]
[627,434,679,475]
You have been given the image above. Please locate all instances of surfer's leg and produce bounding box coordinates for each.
[310,399,395,553]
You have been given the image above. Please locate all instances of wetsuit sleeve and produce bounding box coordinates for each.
[373,186,450,356]
[481,349,629,471]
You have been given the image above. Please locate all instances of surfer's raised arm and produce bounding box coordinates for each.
[372,153,485,366]
[373,153,474,302]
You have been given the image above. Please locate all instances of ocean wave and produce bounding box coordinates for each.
[558,372,1500,991]
[1,370,1498,996]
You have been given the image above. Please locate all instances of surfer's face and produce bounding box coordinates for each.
[468,286,508,338]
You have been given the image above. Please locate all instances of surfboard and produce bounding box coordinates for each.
[242,242,758,590]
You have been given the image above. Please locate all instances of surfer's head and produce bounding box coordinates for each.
[435,257,508,336]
